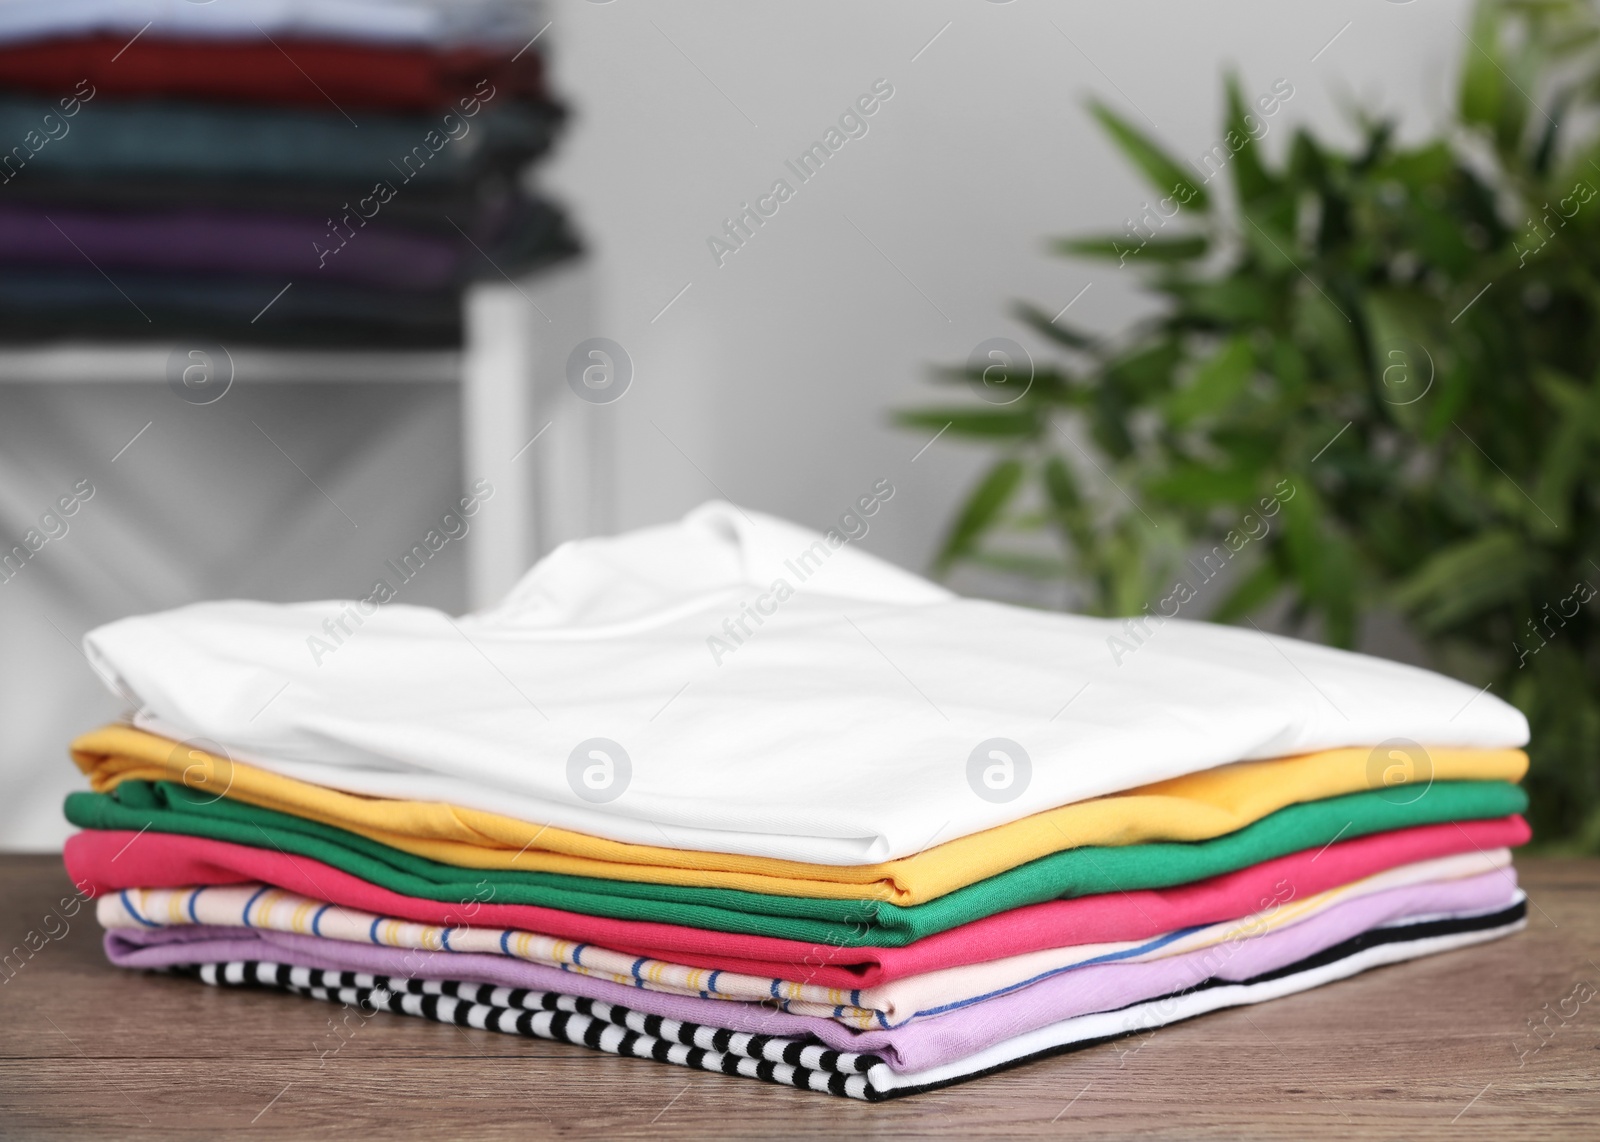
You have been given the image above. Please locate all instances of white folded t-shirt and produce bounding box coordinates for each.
[83,501,1529,865]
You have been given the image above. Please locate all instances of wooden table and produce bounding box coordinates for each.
[2,854,1595,1139]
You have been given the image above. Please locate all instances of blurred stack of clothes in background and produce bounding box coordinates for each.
[0,0,577,346]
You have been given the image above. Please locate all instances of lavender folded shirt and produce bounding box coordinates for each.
[0,204,459,289]
[105,869,1516,1073]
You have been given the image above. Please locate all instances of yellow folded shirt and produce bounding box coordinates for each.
[71,724,1526,906]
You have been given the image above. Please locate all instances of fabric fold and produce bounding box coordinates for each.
[0,95,560,183]
[67,813,1531,982]
[94,850,1515,1025]
[0,35,550,111]
[64,781,1528,942]
[78,501,1530,865]
[105,892,1528,1089]
[70,724,1529,902]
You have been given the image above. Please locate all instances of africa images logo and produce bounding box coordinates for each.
[1365,738,1433,805]
[967,738,1031,804]
[567,738,631,804]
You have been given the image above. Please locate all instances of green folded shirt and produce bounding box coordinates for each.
[64,779,1527,947]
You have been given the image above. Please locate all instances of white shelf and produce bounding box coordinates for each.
[0,345,460,384]
[0,260,602,610]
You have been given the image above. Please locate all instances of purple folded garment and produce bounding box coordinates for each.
[0,203,458,288]
[103,870,1516,1073]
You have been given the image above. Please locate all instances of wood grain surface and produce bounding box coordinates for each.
[1,853,1596,1139]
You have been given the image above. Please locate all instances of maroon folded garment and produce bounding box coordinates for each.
[0,203,459,289]
[0,34,548,111]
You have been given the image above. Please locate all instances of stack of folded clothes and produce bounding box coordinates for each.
[61,503,1532,1099]
[0,0,577,347]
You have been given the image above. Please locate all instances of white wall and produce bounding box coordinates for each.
[538,0,1470,580]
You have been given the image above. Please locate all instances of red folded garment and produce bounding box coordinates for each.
[64,814,1530,988]
[0,35,548,111]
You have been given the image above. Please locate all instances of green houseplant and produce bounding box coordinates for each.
[903,0,1600,849]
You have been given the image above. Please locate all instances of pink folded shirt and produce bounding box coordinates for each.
[68,814,1529,987]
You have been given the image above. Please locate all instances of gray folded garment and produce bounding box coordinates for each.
[0,267,466,347]
[0,94,560,184]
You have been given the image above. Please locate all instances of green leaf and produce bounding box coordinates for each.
[1287,128,1332,190]
[1362,291,1443,412]
[1168,276,1275,324]
[1459,32,1502,135]
[1013,302,1095,352]
[1319,537,1359,648]
[1106,339,1183,399]
[1052,236,1137,262]
[1268,337,1309,399]
[1053,234,1208,262]
[1392,529,1543,633]
[1530,366,1600,528]
[1087,100,1210,211]
[1531,89,1569,174]
[1273,484,1359,646]
[1087,384,1136,459]
[1041,454,1099,557]
[1042,454,1084,513]
[1223,73,1276,203]
[928,364,1076,405]
[1457,0,1530,156]
[1144,460,1259,506]
[1165,336,1254,424]
[1239,211,1301,274]
[932,458,1027,573]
